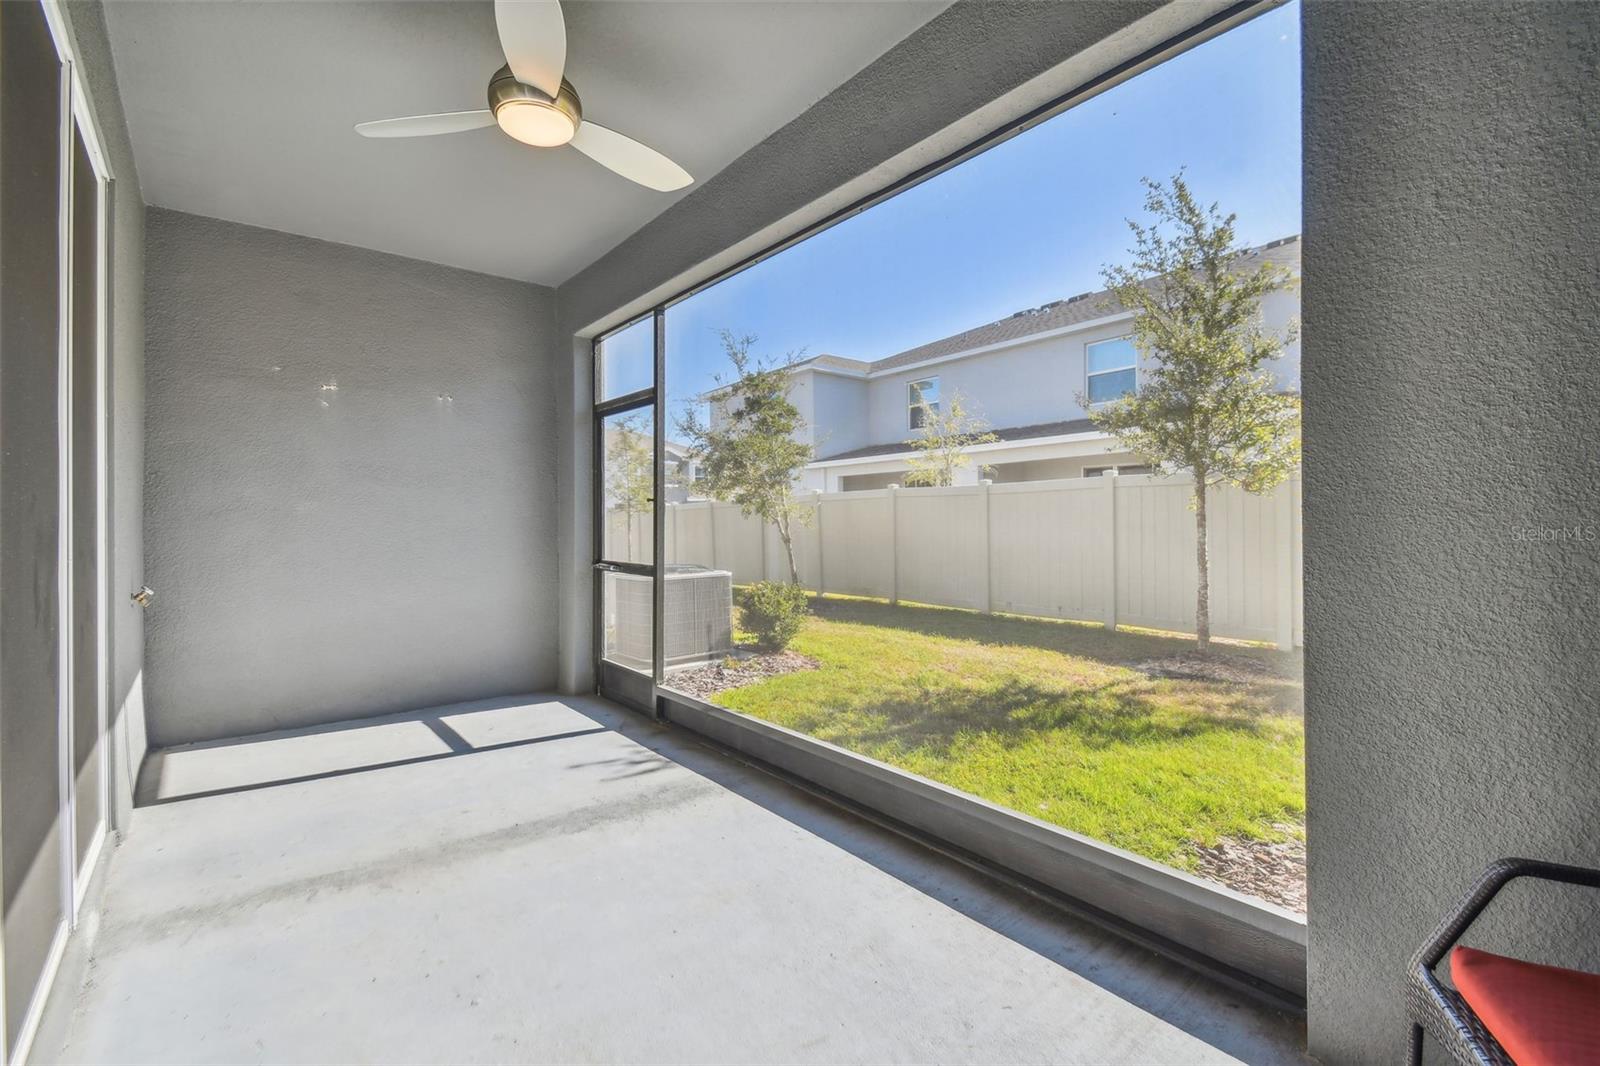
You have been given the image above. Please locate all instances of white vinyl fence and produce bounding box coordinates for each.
[609,472,1304,648]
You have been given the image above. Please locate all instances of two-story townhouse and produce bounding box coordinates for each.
[717,235,1299,492]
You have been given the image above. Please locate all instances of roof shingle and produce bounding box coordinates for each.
[803,235,1300,376]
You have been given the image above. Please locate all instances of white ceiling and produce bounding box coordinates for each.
[103,1,949,286]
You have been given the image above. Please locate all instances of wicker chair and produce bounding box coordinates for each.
[1406,857,1600,1065]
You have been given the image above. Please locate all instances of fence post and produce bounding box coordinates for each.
[1293,473,1304,647]
[979,480,993,613]
[759,513,769,583]
[814,493,825,596]
[708,502,719,571]
[1102,474,1118,631]
[1275,479,1295,651]
[887,484,900,605]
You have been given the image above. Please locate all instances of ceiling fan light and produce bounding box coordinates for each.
[487,66,582,149]
[495,99,577,147]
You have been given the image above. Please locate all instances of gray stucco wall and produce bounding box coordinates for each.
[812,283,1299,459]
[1302,3,1600,1062]
[144,210,557,746]
[2,1,69,1042]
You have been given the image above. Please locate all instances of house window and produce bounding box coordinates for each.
[1083,464,1154,478]
[908,377,940,429]
[1086,337,1137,404]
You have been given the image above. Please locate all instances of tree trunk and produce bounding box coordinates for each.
[776,513,800,585]
[1194,480,1211,653]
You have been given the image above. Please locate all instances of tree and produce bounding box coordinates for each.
[604,413,653,561]
[1087,173,1300,653]
[902,389,1000,487]
[677,330,815,584]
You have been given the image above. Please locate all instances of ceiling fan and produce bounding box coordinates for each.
[355,0,693,192]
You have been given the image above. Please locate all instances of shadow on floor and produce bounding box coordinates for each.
[570,695,1310,1065]
[135,695,608,806]
[133,691,1307,1064]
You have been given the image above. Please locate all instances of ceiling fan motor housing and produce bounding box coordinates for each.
[488,65,582,147]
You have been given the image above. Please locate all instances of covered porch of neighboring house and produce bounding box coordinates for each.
[807,423,1151,492]
[829,452,1152,492]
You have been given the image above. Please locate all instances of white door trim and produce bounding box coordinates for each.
[5,922,68,1066]
[52,22,77,951]
[69,104,112,923]
[6,6,119,1061]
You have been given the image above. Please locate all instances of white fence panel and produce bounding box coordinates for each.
[818,491,894,598]
[666,499,820,587]
[667,502,712,568]
[989,478,1110,623]
[713,505,764,581]
[896,486,988,611]
[662,504,679,564]
[789,500,823,589]
[602,510,622,560]
[1292,475,1304,647]
[1200,481,1291,644]
[603,509,653,565]
[1114,475,1199,636]
[612,471,1304,648]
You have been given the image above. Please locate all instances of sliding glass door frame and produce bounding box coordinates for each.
[46,0,114,925]
[66,84,112,919]
[591,310,667,712]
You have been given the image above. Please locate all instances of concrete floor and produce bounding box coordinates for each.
[38,694,1309,1064]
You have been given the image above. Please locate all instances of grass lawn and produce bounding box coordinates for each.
[709,595,1304,873]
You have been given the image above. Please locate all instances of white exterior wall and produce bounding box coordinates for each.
[786,370,817,448]
[1257,286,1301,392]
[988,454,1145,481]
[808,370,870,456]
[806,292,1300,460]
[703,283,1300,494]
[861,317,1138,438]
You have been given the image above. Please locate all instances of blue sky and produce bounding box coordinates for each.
[600,1,1302,425]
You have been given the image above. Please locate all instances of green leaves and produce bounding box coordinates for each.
[903,390,1000,487]
[604,412,653,515]
[740,580,811,651]
[677,330,815,581]
[1088,173,1301,495]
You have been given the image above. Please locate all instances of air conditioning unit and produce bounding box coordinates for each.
[607,565,734,669]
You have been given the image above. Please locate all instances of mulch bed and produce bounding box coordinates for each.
[1191,825,1306,913]
[665,649,819,701]
[1134,650,1285,684]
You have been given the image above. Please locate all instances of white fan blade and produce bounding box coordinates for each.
[496,0,567,98]
[570,121,692,192]
[355,110,495,138]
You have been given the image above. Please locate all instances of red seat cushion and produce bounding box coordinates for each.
[1452,945,1600,1065]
